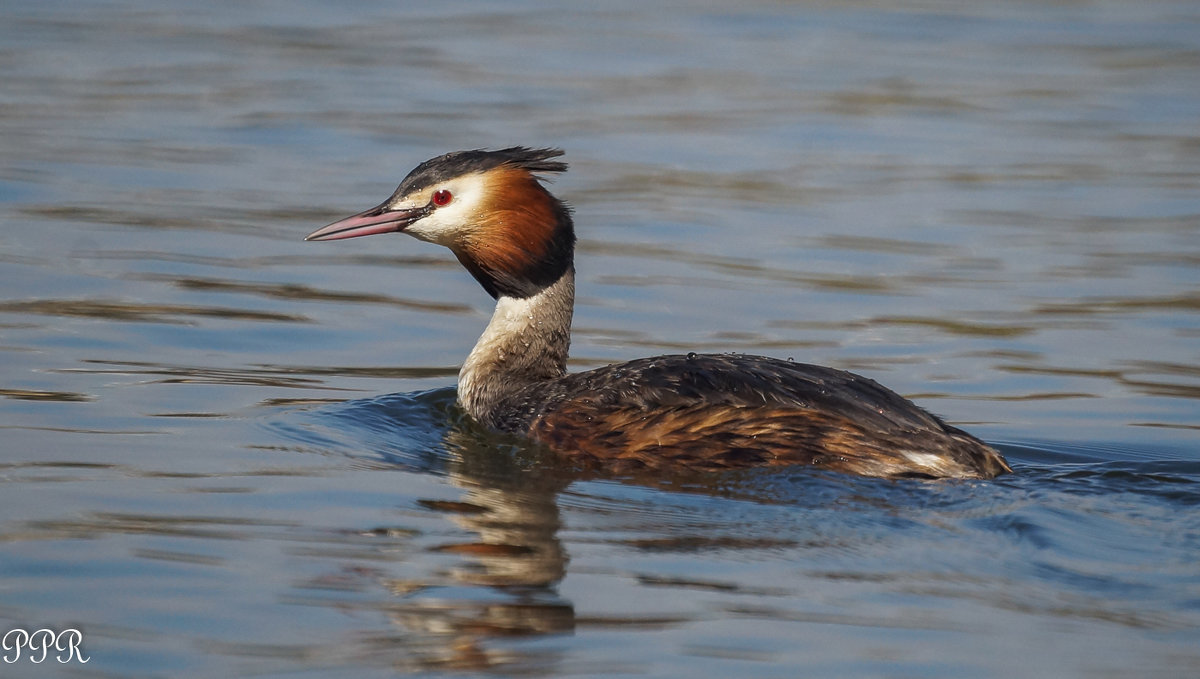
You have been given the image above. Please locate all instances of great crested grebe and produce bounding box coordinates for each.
[306,147,1011,479]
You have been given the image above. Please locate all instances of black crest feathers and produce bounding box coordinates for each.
[396,147,567,195]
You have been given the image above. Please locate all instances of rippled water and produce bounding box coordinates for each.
[2,1,1198,677]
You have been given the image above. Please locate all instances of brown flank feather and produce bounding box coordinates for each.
[512,353,1012,479]
[530,401,1007,478]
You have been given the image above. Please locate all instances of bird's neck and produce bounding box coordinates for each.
[458,267,574,426]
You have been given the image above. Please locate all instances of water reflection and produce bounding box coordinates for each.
[256,391,574,672]
[393,427,582,669]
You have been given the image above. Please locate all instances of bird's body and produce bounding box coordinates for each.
[307,147,1011,479]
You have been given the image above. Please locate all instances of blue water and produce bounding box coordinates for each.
[1,1,1198,677]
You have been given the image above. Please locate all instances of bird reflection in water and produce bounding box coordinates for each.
[365,423,577,673]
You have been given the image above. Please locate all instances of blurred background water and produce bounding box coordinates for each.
[1,1,1198,677]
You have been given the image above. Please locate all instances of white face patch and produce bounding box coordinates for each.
[394,173,490,246]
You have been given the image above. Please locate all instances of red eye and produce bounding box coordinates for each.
[432,189,453,207]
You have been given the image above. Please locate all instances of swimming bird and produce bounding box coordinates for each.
[306,147,1011,479]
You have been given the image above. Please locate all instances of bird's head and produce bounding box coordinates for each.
[307,146,575,299]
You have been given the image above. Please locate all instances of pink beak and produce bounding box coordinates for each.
[305,202,429,241]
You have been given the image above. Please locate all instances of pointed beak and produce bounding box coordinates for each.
[305,201,430,241]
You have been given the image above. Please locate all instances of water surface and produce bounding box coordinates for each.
[1,1,1198,677]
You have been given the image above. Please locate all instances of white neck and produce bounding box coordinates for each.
[458,268,575,425]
